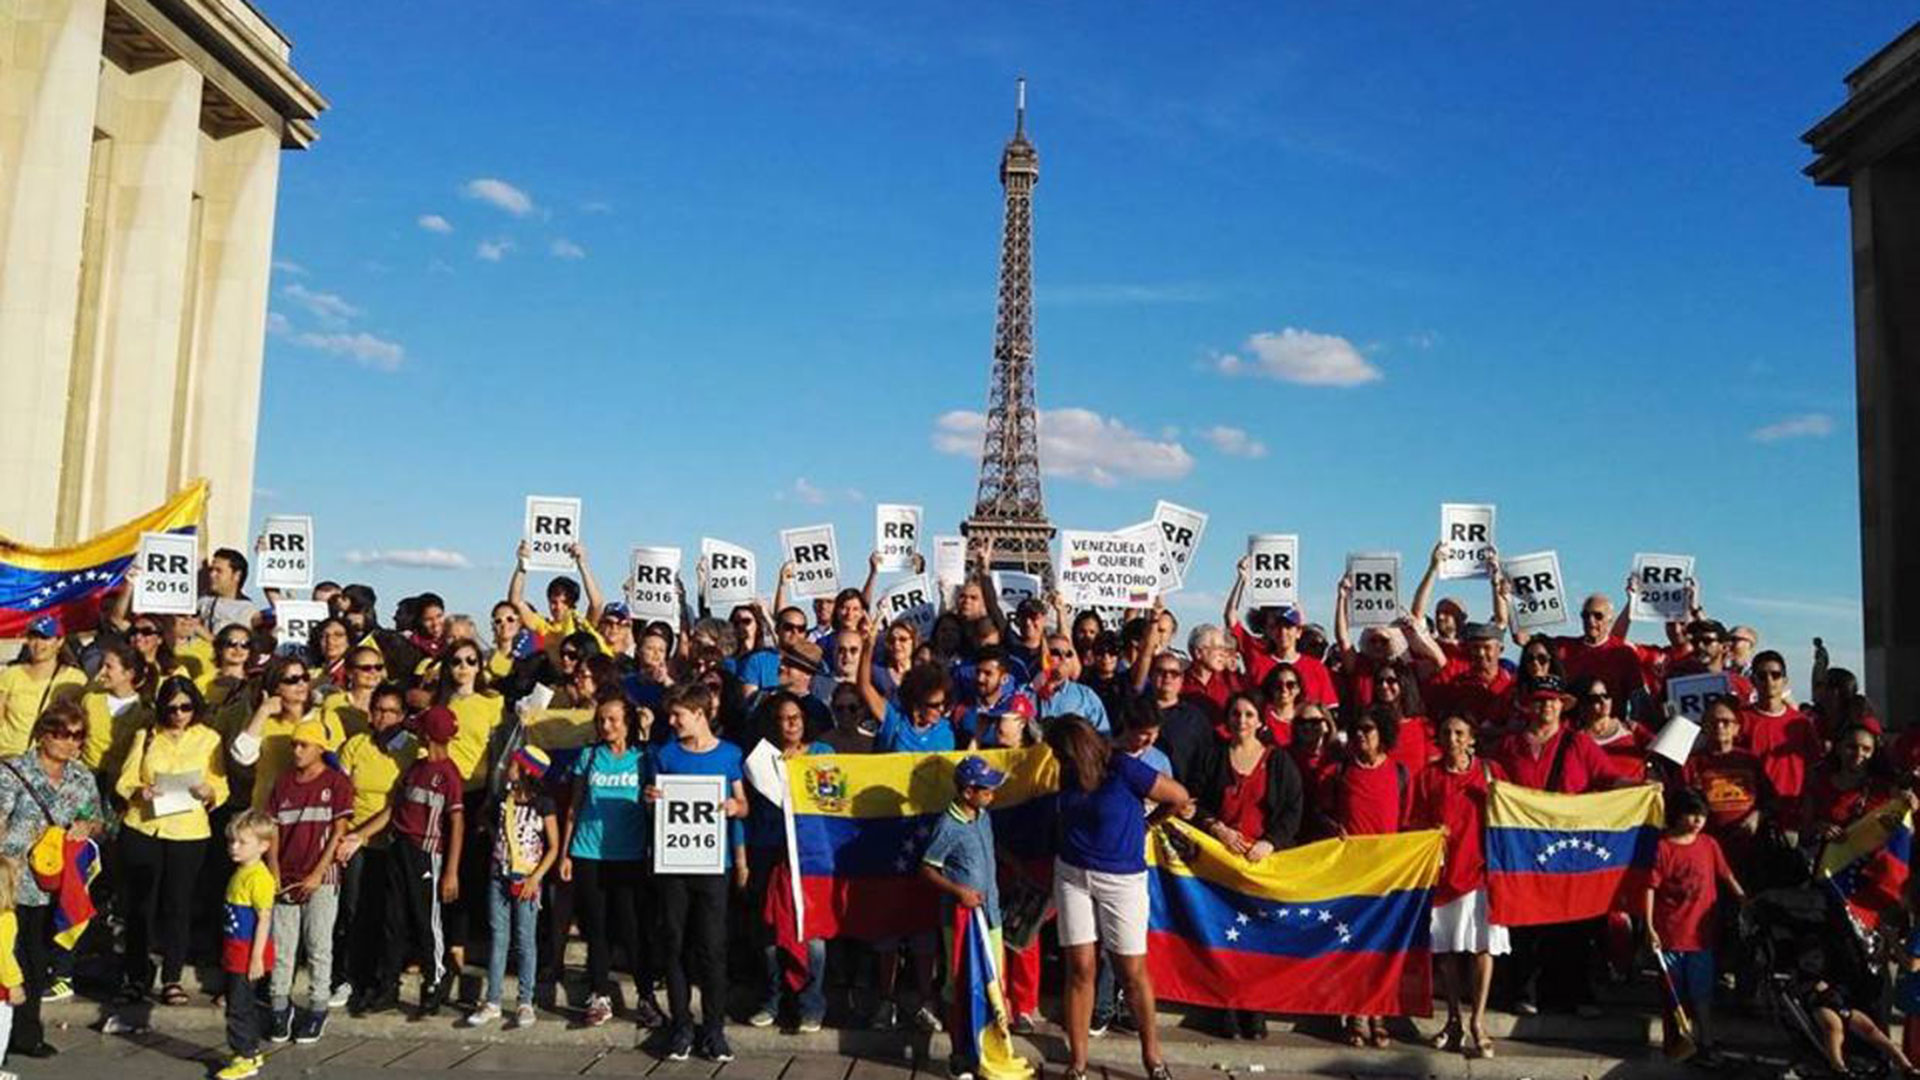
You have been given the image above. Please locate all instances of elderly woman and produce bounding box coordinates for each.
[0,700,104,1058]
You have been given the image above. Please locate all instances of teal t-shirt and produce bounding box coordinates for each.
[568,743,648,862]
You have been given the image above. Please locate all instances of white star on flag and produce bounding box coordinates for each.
[1335,922,1349,937]
[1317,910,1332,924]
[1236,912,1250,925]
[1225,927,1241,943]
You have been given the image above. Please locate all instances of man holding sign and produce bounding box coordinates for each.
[257,516,315,591]
[874,505,922,573]
[1437,504,1497,580]
[1224,558,1337,705]
[779,525,840,603]
[524,496,583,573]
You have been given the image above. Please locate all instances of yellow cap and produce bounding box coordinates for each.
[291,720,332,748]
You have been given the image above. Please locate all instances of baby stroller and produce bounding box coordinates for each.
[1740,882,1893,1078]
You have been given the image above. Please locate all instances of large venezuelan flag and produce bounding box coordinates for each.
[1817,803,1912,932]
[784,746,1057,945]
[0,480,207,637]
[1146,820,1444,1017]
[1485,781,1662,927]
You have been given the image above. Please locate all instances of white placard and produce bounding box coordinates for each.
[991,570,1043,610]
[1438,503,1497,581]
[275,599,329,651]
[1059,529,1162,608]
[933,536,968,602]
[1344,551,1401,629]
[1116,520,1178,596]
[1152,500,1209,588]
[523,495,582,572]
[257,515,315,590]
[874,573,938,639]
[133,532,198,615]
[653,773,727,875]
[780,524,840,601]
[1246,534,1299,608]
[1649,716,1702,767]
[149,770,203,818]
[1501,550,1568,632]
[626,546,682,622]
[1666,672,1732,723]
[699,538,757,610]
[874,504,923,573]
[1630,553,1696,623]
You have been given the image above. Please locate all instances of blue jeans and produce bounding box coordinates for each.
[762,938,826,1022]
[487,877,540,1007]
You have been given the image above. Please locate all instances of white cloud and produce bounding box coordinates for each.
[1750,413,1834,443]
[252,487,280,501]
[417,213,454,234]
[271,259,305,276]
[281,283,360,326]
[1723,593,1859,619]
[288,330,405,371]
[341,548,472,570]
[1198,425,1268,459]
[477,238,514,262]
[932,407,1194,488]
[549,238,587,260]
[775,477,862,505]
[463,177,534,216]
[265,311,291,335]
[1215,328,1382,386]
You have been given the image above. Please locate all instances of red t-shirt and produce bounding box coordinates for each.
[1648,833,1735,950]
[1332,757,1406,837]
[1488,726,1616,794]
[392,756,464,853]
[1389,715,1436,775]
[1181,667,1244,726]
[1682,749,1771,831]
[1424,666,1516,734]
[1290,744,1339,839]
[1232,623,1338,705]
[1801,770,1896,835]
[268,767,355,885]
[1549,635,1651,706]
[1740,706,1818,818]
[1216,748,1271,845]
[1409,762,1491,905]
[1588,721,1652,783]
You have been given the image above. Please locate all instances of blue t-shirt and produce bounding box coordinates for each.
[1040,680,1110,734]
[746,740,831,850]
[1056,752,1161,874]
[1133,745,1172,779]
[568,743,649,862]
[655,738,748,871]
[875,702,959,754]
[729,649,781,691]
[922,802,1002,928]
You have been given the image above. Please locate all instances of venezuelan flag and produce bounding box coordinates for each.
[950,904,1033,1080]
[1818,803,1912,932]
[51,837,102,950]
[1146,819,1444,1017]
[0,480,207,637]
[1485,780,1662,927]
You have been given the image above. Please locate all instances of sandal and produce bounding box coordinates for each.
[1470,1023,1494,1059]
[160,983,190,1006]
[1345,1017,1368,1048]
[1427,1019,1463,1051]
[1369,1018,1391,1048]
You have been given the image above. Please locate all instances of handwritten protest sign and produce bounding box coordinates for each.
[780,525,840,601]
[1438,503,1497,581]
[524,495,581,572]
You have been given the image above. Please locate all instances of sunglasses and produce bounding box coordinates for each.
[278,672,309,685]
[163,701,196,715]
[779,623,807,634]
[450,655,480,668]
[1153,668,1184,679]
[919,699,949,712]
[353,662,385,673]
[1689,635,1720,645]
[1373,677,1398,687]
[1048,649,1074,659]
[1581,611,1607,621]
[1525,653,1551,664]
[220,638,250,650]
[560,650,583,662]
[731,617,755,626]
[1276,678,1302,690]
[45,727,83,742]
[130,626,160,638]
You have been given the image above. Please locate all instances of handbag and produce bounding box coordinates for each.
[1,758,66,891]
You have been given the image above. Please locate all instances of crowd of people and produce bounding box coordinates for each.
[0,534,1910,1080]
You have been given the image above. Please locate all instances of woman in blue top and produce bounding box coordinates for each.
[744,691,832,1031]
[1045,716,1189,1080]
[558,694,660,1029]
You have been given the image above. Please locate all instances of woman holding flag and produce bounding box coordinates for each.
[1409,713,1506,1059]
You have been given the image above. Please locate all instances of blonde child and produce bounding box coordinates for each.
[216,811,278,1080]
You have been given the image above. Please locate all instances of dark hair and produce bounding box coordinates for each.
[1668,788,1709,824]
[96,636,150,696]
[150,674,206,737]
[1044,715,1111,793]
[1753,649,1788,674]
[590,693,636,744]
[1091,630,1122,655]
[370,681,407,715]
[433,639,492,704]
[757,690,812,745]
[1260,661,1302,700]
[546,576,581,606]
[413,592,446,633]
[664,683,716,720]
[576,653,619,691]
[1071,610,1104,643]
[212,547,250,588]
[1122,697,1164,734]
[1831,723,1882,771]
[1352,701,1401,751]
[32,699,87,747]
[1221,690,1266,740]
[560,630,603,660]
[253,653,312,710]
[973,644,1008,669]
[898,662,951,713]
[1121,617,1151,648]
[341,584,378,621]
[123,613,175,693]
[308,615,352,661]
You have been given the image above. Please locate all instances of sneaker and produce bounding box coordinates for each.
[463,1003,502,1028]
[666,1026,695,1061]
[868,1001,898,1030]
[215,1054,263,1080]
[420,971,454,1016]
[797,1014,823,1033]
[914,1004,944,1033]
[1010,1011,1038,1035]
[584,994,613,1028]
[43,977,73,1003]
[267,1006,294,1043]
[328,982,353,1010]
[1512,999,1539,1017]
[948,1056,977,1080]
[700,1031,735,1063]
[632,995,665,1029]
[1088,1013,1111,1037]
[749,1008,777,1028]
[515,1003,537,1028]
[1148,1064,1174,1080]
[293,1010,328,1045]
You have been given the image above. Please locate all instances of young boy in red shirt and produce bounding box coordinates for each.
[357,706,464,1018]
[1643,789,1746,1064]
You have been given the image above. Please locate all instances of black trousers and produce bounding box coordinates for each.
[225,971,263,1057]
[444,789,490,954]
[10,904,52,1052]
[380,843,445,990]
[658,875,728,1037]
[335,845,390,991]
[573,857,648,997]
[1505,920,1598,1010]
[119,829,207,987]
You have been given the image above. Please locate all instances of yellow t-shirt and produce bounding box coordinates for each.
[224,861,277,972]
[117,724,229,841]
[524,609,608,661]
[246,706,341,810]
[337,728,418,829]
[317,691,372,743]
[0,664,87,758]
[487,648,516,682]
[445,691,503,791]
[81,689,153,779]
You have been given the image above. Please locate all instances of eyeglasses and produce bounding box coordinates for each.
[1585,691,1611,701]
[1689,635,1720,645]
[1276,679,1302,690]
[353,662,385,673]
[1581,611,1607,621]
[220,638,250,650]
[44,728,83,742]
[163,701,196,715]
[1048,649,1074,660]
[779,623,807,634]
[450,655,480,669]
[130,626,160,638]
[1525,653,1551,665]
[278,672,309,685]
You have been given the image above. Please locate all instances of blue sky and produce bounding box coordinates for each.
[251,2,1904,688]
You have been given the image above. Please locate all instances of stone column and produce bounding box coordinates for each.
[0,0,108,544]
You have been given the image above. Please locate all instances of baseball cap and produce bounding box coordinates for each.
[416,705,458,744]
[512,745,552,780]
[1269,606,1304,628]
[954,755,1008,790]
[25,614,60,639]
[1523,675,1576,709]
[291,720,332,748]
[600,602,632,623]
[990,694,1037,722]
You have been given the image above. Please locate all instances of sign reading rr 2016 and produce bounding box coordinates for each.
[134,531,199,616]
[257,515,314,590]
[524,495,582,573]
[654,773,728,875]
[1345,551,1400,629]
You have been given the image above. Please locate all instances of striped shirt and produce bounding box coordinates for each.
[392,757,464,853]
[267,766,355,886]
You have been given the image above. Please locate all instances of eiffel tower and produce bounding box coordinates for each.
[962,78,1055,583]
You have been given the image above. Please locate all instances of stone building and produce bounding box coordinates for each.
[0,0,324,549]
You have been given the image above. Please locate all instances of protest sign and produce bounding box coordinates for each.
[874,504,922,573]
[1630,553,1695,623]
[1345,552,1401,628]
[932,536,968,600]
[874,573,938,638]
[275,599,329,651]
[1438,503,1497,581]
[1152,500,1209,588]
[133,531,198,615]
[1649,715,1702,768]
[1666,672,1731,723]
[1246,534,1300,608]
[991,570,1043,610]
[1060,529,1162,608]
[780,524,840,601]
[1501,550,1568,631]
[1117,520,1178,596]
[626,546,682,622]
[699,538,756,609]
[653,774,727,875]
[257,515,314,590]
[524,495,581,572]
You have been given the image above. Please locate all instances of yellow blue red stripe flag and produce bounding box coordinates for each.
[950,904,1033,1080]
[1485,780,1662,926]
[1146,819,1444,1017]
[1817,802,1912,932]
[0,480,207,637]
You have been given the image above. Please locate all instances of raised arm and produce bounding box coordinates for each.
[1489,557,1511,630]
[1612,575,1635,641]
[1401,613,1447,677]
[1333,573,1355,662]
[1224,556,1249,632]
[572,543,607,624]
[508,542,538,624]
[855,616,888,722]
[861,551,880,609]
[1130,599,1168,697]
[772,561,794,623]
[1409,541,1444,622]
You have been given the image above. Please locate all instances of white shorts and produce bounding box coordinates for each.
[1053,859,1150,956]
[1429,887,1510,956]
